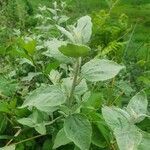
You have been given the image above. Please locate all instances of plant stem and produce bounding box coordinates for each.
[12,134,44,146]
[6,116,62,147]
[68,58,80,107]
[44,115,63,126]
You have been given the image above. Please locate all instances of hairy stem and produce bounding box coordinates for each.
[68,58,81,107]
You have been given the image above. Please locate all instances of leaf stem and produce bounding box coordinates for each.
[12,134,44,146]
[68,58,81,107]
[44,115,63,126]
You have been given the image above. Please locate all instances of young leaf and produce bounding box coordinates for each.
[53,128,71,149]
[127,91,148,123]
[57,25,75,43]
[59,43,90,58]
[81,59,125,82]
[114,126,142,150]
[18,38,36,55]
[74,15,92,44]
[102,106,130,131]
[64,113,92,150]
[35,123,46,135]
[20,85,66,112]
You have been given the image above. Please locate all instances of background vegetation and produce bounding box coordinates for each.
[0,0,149,150]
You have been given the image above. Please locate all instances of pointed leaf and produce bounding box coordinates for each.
[74,16,92,44]
[64,114,92,150]
[127,91,148,123]
[57,26,74,43]
[81,59,125,82]
[35,123,46,135]
[20,85,66,112]
[102,106,130,130]
[114,126,142,150]
[53,128,71,149]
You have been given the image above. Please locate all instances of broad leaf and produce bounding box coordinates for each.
[81,59,125,82]
[102,106,130,130]
[18,110,48,135]
[20,85,66,112]
[59,43,90,57]
[43,39,72,63]
[53,128,71,149]
[114,126,142,150]
[64,114,92,150]
[127,91,148,123]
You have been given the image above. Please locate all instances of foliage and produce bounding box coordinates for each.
[0,0,149,150]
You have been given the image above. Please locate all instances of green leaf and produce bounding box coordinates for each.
[81,59,125,82]
[83,92,103,109]
[102,106,130,131]
[53,128,71,149]
[44,61,60,75]
[19,38,36,55]
[0,135,13,140]
[17,118,35,127]
[20,85,66,112]
[0,145,15,150]
[138,131,150,150]
[0,115,7,134]
[0,102,9,113]
[64,114,92,150]
[17,110,48,135]
[57,26,75,43]
[59,43,90,58]
[127,91,148,123]
[61,78,88,98]
[0,76,18,97]
[92,124,107,148]
[57,15,92,44]
[43,39,73,63]
[74,15,92,44]
[114,126,142,150]
[35,123,46,135]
